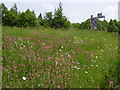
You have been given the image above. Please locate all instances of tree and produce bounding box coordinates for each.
[52,2,70,28]
[80,19,91,29]
[108,19,118,32]
[3,11,17,26]
[98,20,108,31]
[1,3,8,17]
[38,13,42,22]
[10,3,18,15]
[1,3,8,25]
[17,9,38,27]
[44,12,53,26]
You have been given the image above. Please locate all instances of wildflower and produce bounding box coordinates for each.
[109,44,112,46]
[20,47,22,49]
[22,77,26,80]
[38,84,41,87]
[6,86,9,88]
[96,65,98,67]
[74,66,77,69]
[91,65,93,67]
[96,56,98,59]
[61,46,64,49]
[68,55,71,58]
[109,81,114,85]
[77,67,80,69]
[85,71,88,74]
[42,43,45,45]
[101,49,104,52]
[74,37,77,39]
[59,49,62,52]
[91,55,93,57]
[38,75,40,77]
[58,86,60,88]
[61,54,63,57]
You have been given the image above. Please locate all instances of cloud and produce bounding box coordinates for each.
[103,5,118,21]
[67,11,89,23]
[40,3,55,12]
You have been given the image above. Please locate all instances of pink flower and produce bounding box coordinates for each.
[45,46,51,49]
[38,84,41,87]
[68,55,71,58]
[42,43,45,45]
[48,72,50,74]
[109,81,114,85]
[6,86,9,88]
[38,75,40,77]
[5,69,8,71]
[58,86,60,88]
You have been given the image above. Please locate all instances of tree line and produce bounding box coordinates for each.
[1,2,70,28]
[1,2,120,32]
[72,19,120,32]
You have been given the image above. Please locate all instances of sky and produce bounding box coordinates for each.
[1,0,119,23]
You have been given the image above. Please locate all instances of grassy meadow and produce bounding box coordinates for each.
[2,26,119,88]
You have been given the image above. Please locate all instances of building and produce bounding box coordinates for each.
[118,1,120,21]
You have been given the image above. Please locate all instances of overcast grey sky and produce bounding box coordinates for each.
[1,0,119,23]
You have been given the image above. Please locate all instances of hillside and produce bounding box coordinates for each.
[2,26,119,88]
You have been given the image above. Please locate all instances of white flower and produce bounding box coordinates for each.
[59,49,62,52]
[96,65,98,67]
[101,49,104,52]
[61,54,63,57]
[91,65,93,67]
[61,46,64,49]
[68,55,70,57]
[74,37,77,39]
[91,55,93,57]
[96,56,98,59]
[22,77,26,80]
[85,71,88,74]
[74,66,77,69]
[77,67,80,69]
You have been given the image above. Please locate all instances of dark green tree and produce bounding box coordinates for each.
[80,19,91,29]
[17,9,38,27]
[1,3,8,25]
[3,11,17,26]
[52,2,70,28]
[10,3,18,15]
[38,13,47,26]
[98,20,108,31]
[44,12,53,26]
[108,19,118,32]
[38,13,42,22]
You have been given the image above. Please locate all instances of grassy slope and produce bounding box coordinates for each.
[2,26,119,88]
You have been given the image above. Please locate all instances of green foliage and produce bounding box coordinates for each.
[80,19,91,29]
[10,3,18,15]
[98,20,108,31]
[1,3,8,17]
[51,2,70,28]
[3,11,17,26]
[108,19,119,32]
[71,23,80,28]
[44,12,53,27]
[17,9,38,28]
[1,3,8,25]
[38,13,45,26]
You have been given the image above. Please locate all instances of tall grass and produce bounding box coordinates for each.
[2,26,119,88]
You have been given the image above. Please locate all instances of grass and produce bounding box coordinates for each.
[2,26,119,88]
